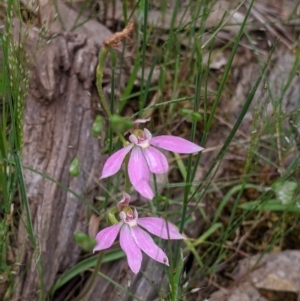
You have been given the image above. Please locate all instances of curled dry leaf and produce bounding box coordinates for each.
[88,214,101,238]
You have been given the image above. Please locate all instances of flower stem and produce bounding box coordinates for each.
[96,46,126,145]
[96,47,111,118]
[73,251,104,301]
[124,155,130,193]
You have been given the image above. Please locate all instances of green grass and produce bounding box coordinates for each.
[1,0,300,300]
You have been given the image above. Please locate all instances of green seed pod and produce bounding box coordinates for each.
[181,109,202,123]
[190,112,202,122]
[110,114,133,134]
[91,115,104,138]
[74,231,96,252]
[69,157,80,177]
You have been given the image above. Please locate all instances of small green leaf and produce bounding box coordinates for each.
[69,157,80,177]
[74,231,96,252]
[239,199,300,212]
[50,250,125,294]
[110,114,133,134]
[91,115,104,138]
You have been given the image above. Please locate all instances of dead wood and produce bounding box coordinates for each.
[12,25,103,300]
[83,257,167,301]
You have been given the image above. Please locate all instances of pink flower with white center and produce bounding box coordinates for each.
[93,193,183,274]
[100,128,203,200]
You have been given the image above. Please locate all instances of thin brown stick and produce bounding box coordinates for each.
[103,22,134,49]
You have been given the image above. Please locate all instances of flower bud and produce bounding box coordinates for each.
[74,231,96,252]
[69,157,80,177]
[110,114,133,134]
[181,108,202,123]
[91,115,104,138]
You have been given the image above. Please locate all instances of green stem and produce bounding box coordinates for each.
[124,155,130,193]
[96,46,130,192]
[73,251,104,301]
[96,47,126,145]
[96,47,111,119]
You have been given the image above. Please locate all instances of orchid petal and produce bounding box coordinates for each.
[117,192,131,212]
[134,180,153,200]
[120,224,142,274]
[142,146,169,174]
[133,118,150,124]
[119,211,127,222]
[144,128,152,140]
[128,146,153,200]
[93,223,122,252]
[100,145,133,179]
[132,226,169,266]
[137,217,183,240]
[129,134,138,145]
[150,136,203,154]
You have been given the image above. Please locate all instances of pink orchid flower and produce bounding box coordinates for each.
[93,193,183,274]
[101,128,203,200]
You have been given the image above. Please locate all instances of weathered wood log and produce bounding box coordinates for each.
[13,30,103,300]
[10,9,169,300]
[83,253,168,301]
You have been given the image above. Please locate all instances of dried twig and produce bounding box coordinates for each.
[103,21,134,48]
